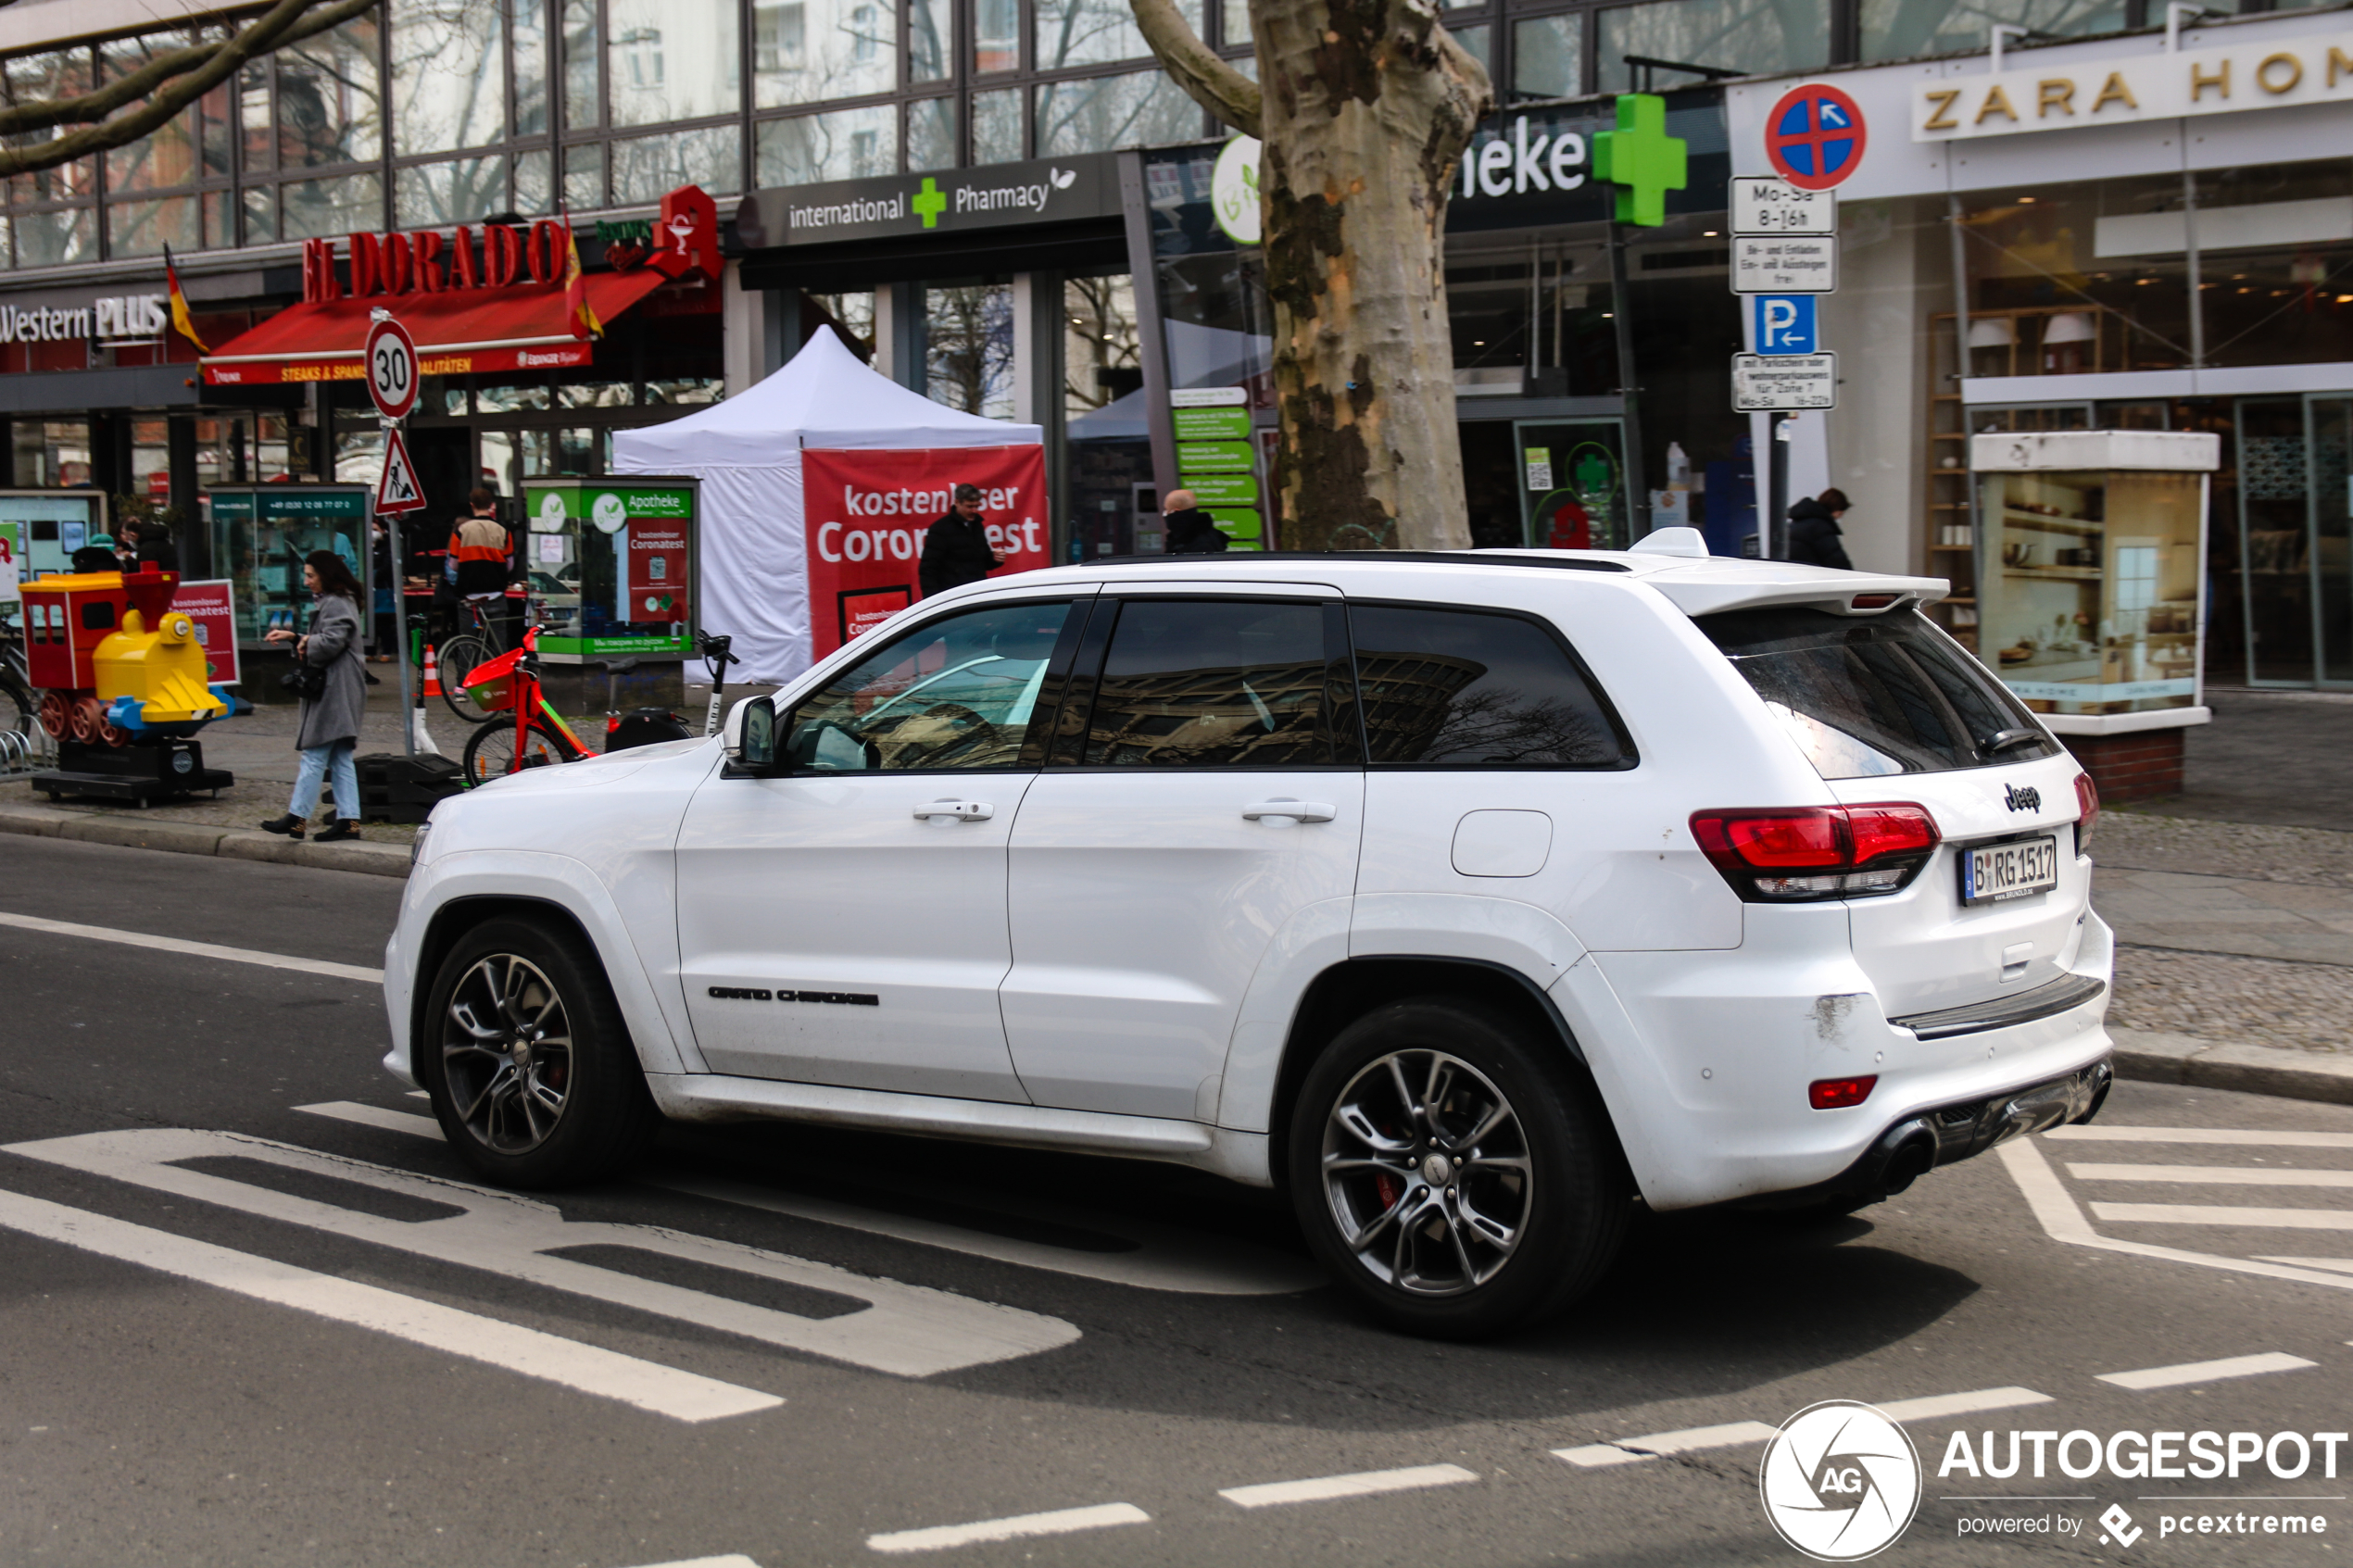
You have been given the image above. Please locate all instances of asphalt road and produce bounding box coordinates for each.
[4,835,2351,1567]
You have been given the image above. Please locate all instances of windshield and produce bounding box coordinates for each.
[1696,608,2064,780]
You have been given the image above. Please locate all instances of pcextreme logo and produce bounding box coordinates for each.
[1759,1401,1923,1561]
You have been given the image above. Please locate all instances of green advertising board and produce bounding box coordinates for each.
[1176,440,1256,473]
[1172,408,1252,442]
[1208,509,1263,542]
[1178,473,1259,507]
[521,479,698,661]
[208,485,371,645]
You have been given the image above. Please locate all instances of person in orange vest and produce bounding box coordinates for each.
[447,487,515,643]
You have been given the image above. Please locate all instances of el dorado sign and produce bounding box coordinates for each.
[1915,29,2353,141]
[296,185,717,304]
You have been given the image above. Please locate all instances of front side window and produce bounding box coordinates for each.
[1700,608,2064,779]
[1084,598,1332,767]
[786,599,1076,771]
[1351,604,1630,768]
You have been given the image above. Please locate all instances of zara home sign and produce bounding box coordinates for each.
[1914,29,2353,140]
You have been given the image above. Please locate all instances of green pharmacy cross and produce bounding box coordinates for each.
[912,177,948,229]
[1592,93,1688,227]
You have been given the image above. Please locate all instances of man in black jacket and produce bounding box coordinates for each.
[1160,489,1228,555]
[1786,487,1854,570]
[919,483,1003,597]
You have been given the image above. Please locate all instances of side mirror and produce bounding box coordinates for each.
[726,696,778,771]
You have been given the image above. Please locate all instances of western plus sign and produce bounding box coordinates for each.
[912,177,947,228]
[1592,93,1687,227]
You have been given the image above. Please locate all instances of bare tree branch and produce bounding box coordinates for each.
[0,0,383,175]
[1128,0,1261,139]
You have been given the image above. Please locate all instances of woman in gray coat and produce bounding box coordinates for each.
[259,551,368,843]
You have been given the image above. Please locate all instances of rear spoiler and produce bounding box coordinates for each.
[1639,567,1950,621]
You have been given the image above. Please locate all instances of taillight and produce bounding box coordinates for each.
[2073,771,2099,857]
[1810,1075,1878,1110]
[1690,803,1941,901]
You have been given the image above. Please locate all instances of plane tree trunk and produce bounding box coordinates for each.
[1132,0,1491,550]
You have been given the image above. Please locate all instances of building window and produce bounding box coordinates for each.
[1510,14,1579,99]
[1036,69,1202,157]
[1860,0,2126,64]
[757,106,898,185]
[1595,0,1829,92]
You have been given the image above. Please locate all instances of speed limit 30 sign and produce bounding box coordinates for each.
[364,314,420,421]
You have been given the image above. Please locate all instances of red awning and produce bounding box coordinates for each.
[199,270,671,386]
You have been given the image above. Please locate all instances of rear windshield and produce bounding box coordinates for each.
[1695,608,2064,779]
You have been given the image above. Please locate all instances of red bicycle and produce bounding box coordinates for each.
[459,627,592,785]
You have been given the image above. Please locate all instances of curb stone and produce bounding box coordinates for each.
[0,799,410,880]
[2109,1026,2353,1107]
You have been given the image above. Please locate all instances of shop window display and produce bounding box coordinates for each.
[1960,175,2196,375]
[2195,162,2353,370]
[208,487,372,646]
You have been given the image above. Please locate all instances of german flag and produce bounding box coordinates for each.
[163,245,209,353]
[562,212,602,342]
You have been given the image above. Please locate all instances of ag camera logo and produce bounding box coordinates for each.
[1760,1401,1922,1561]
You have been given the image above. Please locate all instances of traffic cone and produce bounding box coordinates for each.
[422,643,444,699]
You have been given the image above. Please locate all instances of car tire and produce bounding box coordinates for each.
[418,916,658,1188]
[1287,997,1629,1339]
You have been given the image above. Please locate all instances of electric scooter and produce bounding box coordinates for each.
[696,631,739,737]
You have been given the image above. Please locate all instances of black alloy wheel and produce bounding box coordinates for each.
[420,917,658,1187]
[1287,997,1629,1339]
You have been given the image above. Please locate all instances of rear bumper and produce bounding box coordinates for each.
[1741,1055,2112,1210]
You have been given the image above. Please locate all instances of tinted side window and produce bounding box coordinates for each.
[786,599,1076,771]
[1084,598,1332,767]
[1350,604,1629,767]
[1698,608,2064,779]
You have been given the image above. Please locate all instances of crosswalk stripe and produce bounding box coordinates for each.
[867,1502,1149,1554]
[2046,1126,2353,1149]
[2068,1162,2353,1187]
[2097,1352,2317,1391]
[296,1100,443,1138]
[1220,1463,1478,1508]
[0,1187,782,1423]
[2093,1202,2353,1229]
[0,909,382,984]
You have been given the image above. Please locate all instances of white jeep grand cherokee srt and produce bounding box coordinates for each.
[384,537,2112,1337]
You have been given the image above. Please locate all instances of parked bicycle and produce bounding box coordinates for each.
[435,594,512,724]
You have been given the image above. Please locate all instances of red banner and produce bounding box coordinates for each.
[802,445,1049,661]
[170,579,241,686]
[626,521,688,621]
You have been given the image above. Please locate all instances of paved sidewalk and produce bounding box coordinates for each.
[2139,685,2353,831]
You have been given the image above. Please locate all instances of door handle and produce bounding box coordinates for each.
[912,799,993,822]
[1242,798,1335,822]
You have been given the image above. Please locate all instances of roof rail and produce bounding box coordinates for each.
[1081,550,1632,574]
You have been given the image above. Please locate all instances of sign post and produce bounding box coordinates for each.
[1730,176,1839,557]
[366,311,425,759]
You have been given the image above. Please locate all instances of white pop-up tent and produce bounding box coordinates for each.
[611,326,1043,684]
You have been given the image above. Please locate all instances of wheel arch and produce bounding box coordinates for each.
[1266,956,1617,1192]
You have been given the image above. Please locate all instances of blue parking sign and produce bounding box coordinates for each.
[1754,295,1818,356]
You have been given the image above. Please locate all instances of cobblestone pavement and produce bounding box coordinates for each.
[2101,808,2353,888]
[2110,946,2353,1054]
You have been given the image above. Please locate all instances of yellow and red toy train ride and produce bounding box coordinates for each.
[20,563,243,803]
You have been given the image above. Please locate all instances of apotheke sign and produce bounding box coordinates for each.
[1915,28,2353,140]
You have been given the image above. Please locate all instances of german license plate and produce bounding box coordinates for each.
[1960,836,2059,905]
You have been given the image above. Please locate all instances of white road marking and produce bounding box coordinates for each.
[0,1188,777,1424]
[6,1128,1080,1378]
[2046,1126,2353,1149]
[1875,1386,2055,1422]
[1554,1421,1781,1468]
[2097,1352,2317,1391]
[1996,1138,2353,1293]
[866,1502,1149,1554]
[1218,1463,1478,1509]
[618,1557,762,1567]
[2092,1203,2353,1229]
[1554,1388,2053,1470]
[294,1101,1323,1297]
[654,1171,1325,1298]
[0,909,382,985]
[2069,1163,2353,1187]
[296,1100,442,1138]
[2256,1257,2353,1274]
